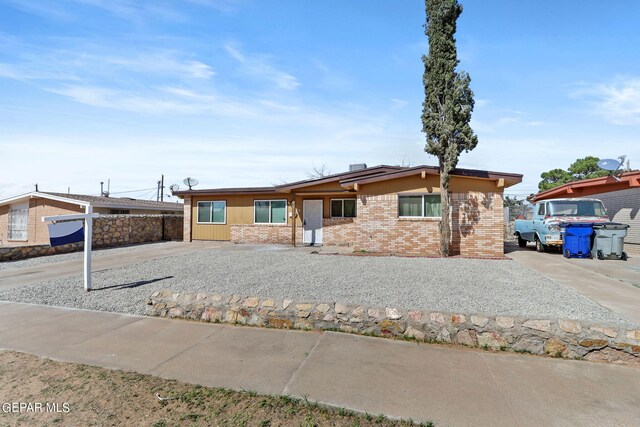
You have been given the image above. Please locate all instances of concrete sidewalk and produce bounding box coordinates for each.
[0,302,638,426]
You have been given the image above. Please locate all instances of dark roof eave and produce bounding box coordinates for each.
[173,187,278,197]
[275,165,406,191]
[340,166,523,186]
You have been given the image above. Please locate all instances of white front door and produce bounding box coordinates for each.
[303,199,323,245]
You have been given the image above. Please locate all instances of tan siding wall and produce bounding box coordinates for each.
[360,175,501,195]
[191,194,293,241]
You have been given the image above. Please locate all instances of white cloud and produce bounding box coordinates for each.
[391,98,408,110]
[572,77,640,125]
[223,42,300,91]
[0,48,215,84]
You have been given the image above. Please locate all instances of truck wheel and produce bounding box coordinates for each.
[535,239,546,253]
[564,249,571,258]
[517,236,527,248]
[597,250,604,260]
[621,252,628,261]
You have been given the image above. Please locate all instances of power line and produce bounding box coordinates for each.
[109,187,158,195]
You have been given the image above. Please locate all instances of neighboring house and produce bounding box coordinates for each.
[174,165,522,257]
[531,171,640,245]
[0,191,183,247]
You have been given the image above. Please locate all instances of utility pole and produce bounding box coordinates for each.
[160,174,164,201]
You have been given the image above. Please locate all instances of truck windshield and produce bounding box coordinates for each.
[547,200,607,217]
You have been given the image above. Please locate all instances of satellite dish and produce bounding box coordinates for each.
[597,155,627,182]
[169,184,179,193]
[597,159,621,171]
[183,177,199,190]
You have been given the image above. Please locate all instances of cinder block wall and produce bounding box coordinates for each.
[586,188,639,245]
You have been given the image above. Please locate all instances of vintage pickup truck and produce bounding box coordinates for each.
[514,198,609,252]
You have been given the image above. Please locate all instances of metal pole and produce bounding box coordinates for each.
[84,205,93,291]
[160,174,164,202]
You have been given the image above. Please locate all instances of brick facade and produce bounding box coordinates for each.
[451,192,504,257]
[323,218,357,246]
[228,192,504,257]
[230,224,291,244]
[0,197,84,247]
[183,196,192,242]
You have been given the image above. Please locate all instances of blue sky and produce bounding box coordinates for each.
[1,0,638,201]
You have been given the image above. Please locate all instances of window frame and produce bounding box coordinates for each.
[7,206,29,241]
[397,194,441,218]
[196,200,227,225]
[537,203,546,216]
[253,199,288,225]
[330,198,357,218]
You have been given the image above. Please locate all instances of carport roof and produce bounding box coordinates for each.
[531,171,640,202]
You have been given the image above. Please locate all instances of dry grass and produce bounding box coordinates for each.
[0,351,434,427]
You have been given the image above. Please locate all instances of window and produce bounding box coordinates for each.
[8,206,28,240]
[398,195,441,218]
[197,201,226,224]
[331,199,356,218]
[547,200,607,217]
[109,209,130,215]
[254,200,287,224]
[537,203,546,216]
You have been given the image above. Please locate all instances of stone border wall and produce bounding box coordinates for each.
[147,290,640,366]
[0,215,183,262]
[0,242,84,261]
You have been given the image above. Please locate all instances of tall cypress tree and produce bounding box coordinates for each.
[422,0,477,256]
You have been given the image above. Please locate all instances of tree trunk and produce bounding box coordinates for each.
[439,165,451,257]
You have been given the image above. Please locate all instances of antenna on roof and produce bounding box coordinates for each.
[597,155,626,181]
[35,183,39,191]
[183,177,199,190]
[169,184,180,193]
[100,181,110,197]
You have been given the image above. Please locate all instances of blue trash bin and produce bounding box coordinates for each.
[559,222,593,258]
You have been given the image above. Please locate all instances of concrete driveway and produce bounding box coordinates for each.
[506,242,640,324]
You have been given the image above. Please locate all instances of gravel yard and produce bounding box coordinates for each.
[0,242,176,272]
[0,244,633,325]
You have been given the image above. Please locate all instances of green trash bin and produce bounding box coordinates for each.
[591,222,630,261]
